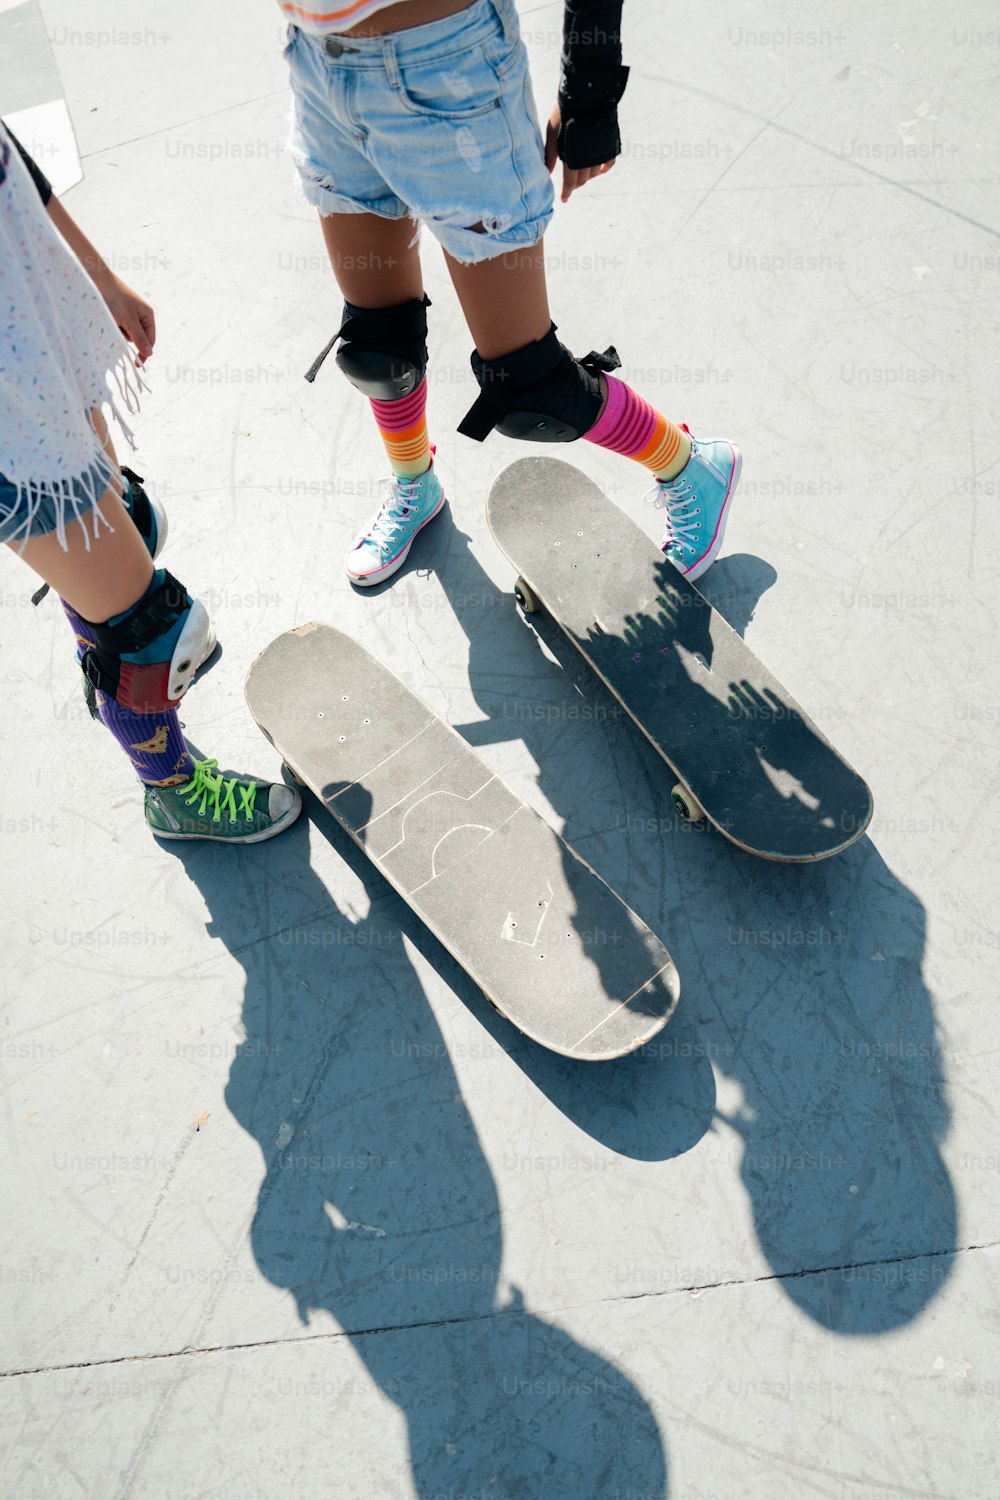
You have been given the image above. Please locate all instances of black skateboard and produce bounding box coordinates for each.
[487,458,873,862]
[245,623,679,1059]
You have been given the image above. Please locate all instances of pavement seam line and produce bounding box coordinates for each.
[3,1236,996,1381]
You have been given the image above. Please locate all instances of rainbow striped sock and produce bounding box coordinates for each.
[583,375,691,480]
[369,378,432,479]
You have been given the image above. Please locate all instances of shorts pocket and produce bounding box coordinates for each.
[480,29,523,82]
[396,43,504,119]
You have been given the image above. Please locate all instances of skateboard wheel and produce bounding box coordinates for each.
[514,576,539,614]
[284,762,307,788]
[671,782,706,823]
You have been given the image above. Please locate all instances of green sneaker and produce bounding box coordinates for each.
[144,757,301,843]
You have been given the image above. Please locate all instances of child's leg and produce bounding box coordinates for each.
[317,212,447,585]
[318,210,422,306]
[446,245,689,477]
[319,213,432,477]
[444,241,552,361]
[19,508,199,784]
[447,246,740,580]
[28,484,154,622]
[59,414,207,670]
[13,485,299,842]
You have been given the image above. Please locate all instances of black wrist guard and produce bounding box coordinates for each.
[558,1,628,170]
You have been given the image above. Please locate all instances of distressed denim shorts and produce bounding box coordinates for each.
[0,464,107,548]
[284,0,555,264]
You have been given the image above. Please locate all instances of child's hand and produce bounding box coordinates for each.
[96,272,156,364]
[545,103,617,203]
[43,196,157,363]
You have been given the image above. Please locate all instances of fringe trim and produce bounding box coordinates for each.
[7,346,149,555]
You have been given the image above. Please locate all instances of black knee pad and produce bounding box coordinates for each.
[304,294,431,399]
[458,325,621,443]
[80,571,210,714]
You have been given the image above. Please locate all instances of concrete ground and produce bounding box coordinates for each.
[2,0,999,1495]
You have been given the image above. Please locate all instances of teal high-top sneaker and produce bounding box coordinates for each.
[345,458,446,586]
[652,429,742,581]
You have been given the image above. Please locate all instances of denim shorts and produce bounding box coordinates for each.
[0,464,107,549]
[284,0,555,264]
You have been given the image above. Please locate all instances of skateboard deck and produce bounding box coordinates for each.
[244,623,679,1059]
[487,457,873,862]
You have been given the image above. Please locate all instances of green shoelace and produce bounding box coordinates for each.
[176,758,258,824]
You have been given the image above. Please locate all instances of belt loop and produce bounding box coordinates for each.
[491,0,518,46]
[382,33,399,88]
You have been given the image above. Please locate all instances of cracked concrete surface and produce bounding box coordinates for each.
[2,0,999,1496]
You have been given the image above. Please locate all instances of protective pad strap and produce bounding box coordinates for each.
[459,325,620,442]
[86,571,188,655]
[305,294,431,386]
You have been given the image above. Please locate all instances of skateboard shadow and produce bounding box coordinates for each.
[416,505,955,1336]
[161,782,668,1499]
[573,551,871,858]
[303,776,715,1155]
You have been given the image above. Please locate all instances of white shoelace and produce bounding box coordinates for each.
[648,477,701,551]
[363,475,422,553]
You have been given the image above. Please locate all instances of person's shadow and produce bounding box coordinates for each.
[162,474,953,1497]
[415,493,955,1335]
[165,798,669,1499]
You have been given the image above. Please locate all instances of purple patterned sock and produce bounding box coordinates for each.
[95,693,194,785]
